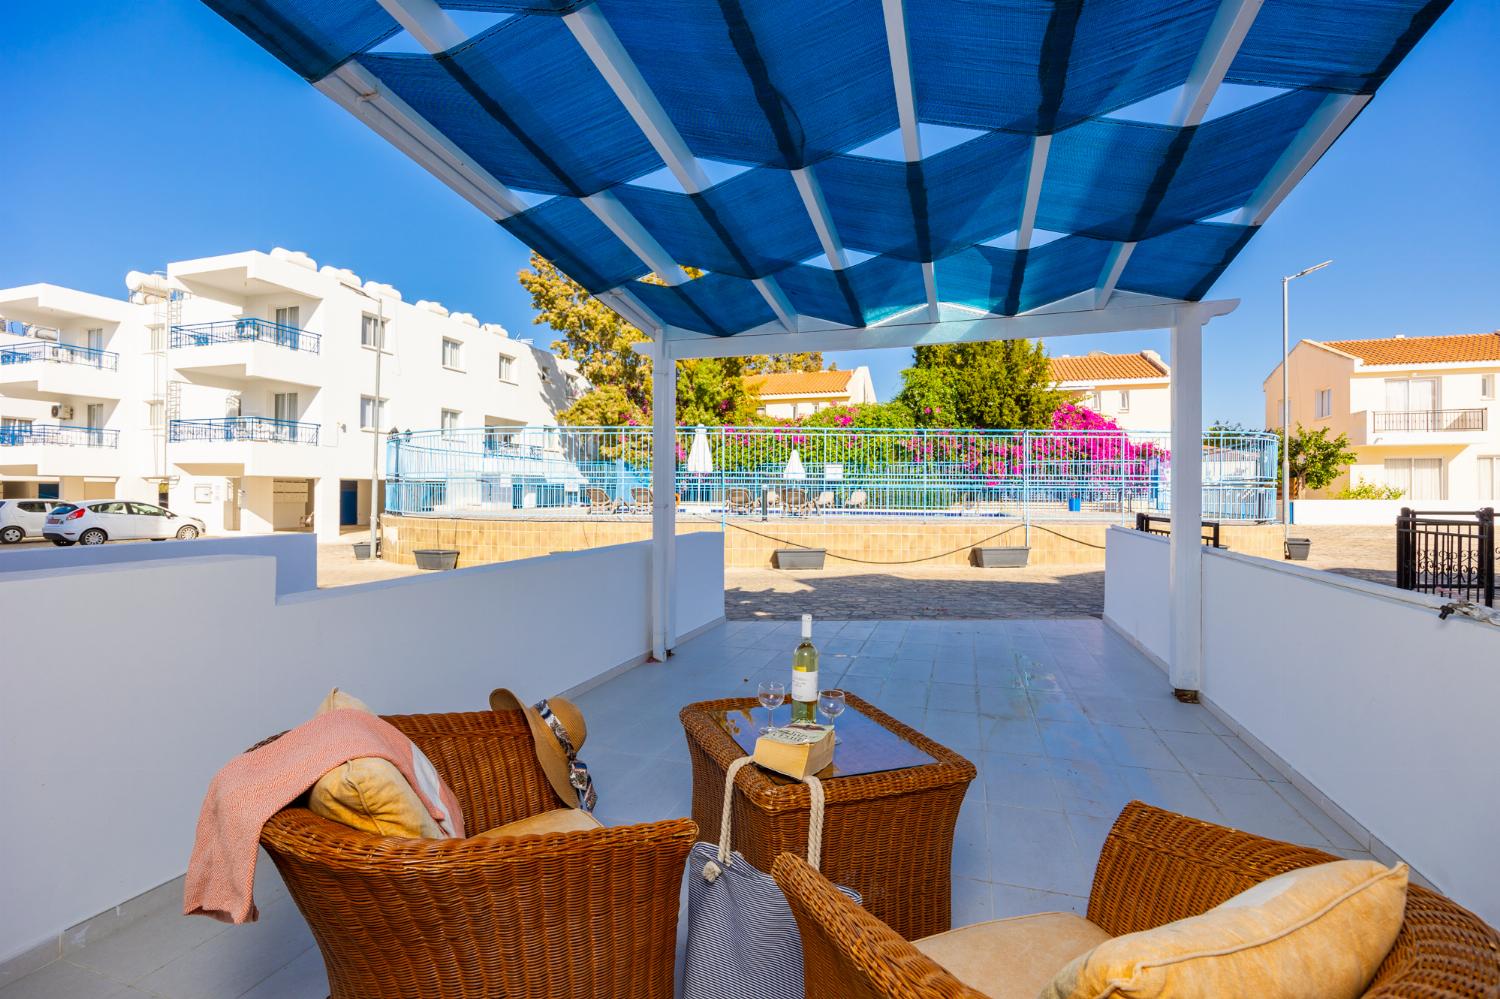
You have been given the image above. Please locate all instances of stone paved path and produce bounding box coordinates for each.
[726,564,1105,620]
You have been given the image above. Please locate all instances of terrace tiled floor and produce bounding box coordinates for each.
[1,618,1372,998]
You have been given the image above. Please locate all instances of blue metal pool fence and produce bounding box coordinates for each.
[384,426,1278,524]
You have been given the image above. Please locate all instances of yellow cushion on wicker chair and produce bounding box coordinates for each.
[1041,860,1409,999]
[913,912,1109,999]
[477,808,603,838]
[306,687,448,839]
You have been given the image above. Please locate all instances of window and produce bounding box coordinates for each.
[273,392,298,422]
[86,328,104,351]
[1384,377,1437,413]
[1314,388,1333,419]
[146,401,164,429]
[1483,374,1495,400]
[1479,456,1498,502]
[128,502,168,517]
[442,338,464,370]
[86,403,104,429]
[1384,457,1444,500]
[1,417,33,431]
[497,354,515,382]
[274,306,301,329]
[359,395,387,430]
[150,325,167,352]
[361,314,387,349]
[441,409,461,434]
[1089,391,1102,409]
[1117,390,1130,412]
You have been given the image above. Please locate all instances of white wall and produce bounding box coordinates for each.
[0,532,316,595]
[1103,527,1500,926]
[1101,527,1170,665]
[0,532,724,965]
[1291,498,1493,526]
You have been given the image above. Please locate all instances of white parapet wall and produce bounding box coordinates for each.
[0,533,724,967]
[1104,526,1500,927]
[0,532,317,595]
[1291,498,1493,526]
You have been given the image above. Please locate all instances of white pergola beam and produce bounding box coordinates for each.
[376,0,466,52]
[881,0,939,321]
[646,298,1236,360]
[565,3,796,327]
[1095,0,1263,308]
[792,168,850,270]
[1236,94,1369,226]
[1014,135,1052,253]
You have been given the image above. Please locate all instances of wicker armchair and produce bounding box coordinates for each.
[773,800,1500,999]
[257,709,698,999]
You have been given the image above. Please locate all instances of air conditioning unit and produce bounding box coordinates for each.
[51,404,74,420]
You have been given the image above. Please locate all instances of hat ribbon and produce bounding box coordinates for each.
[535,698,597,812]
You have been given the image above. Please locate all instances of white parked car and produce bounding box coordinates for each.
[0,498,62,544]
[44,500,205,546]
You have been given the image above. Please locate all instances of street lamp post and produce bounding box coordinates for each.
[346,282,388,557]
[1281,260,1332,544]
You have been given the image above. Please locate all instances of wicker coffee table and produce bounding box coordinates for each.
[680,694,976,939]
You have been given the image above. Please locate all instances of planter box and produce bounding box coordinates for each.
[1284,538,1312,561]
[773,548,826,570]
[413,549,460,571]
[971,546,1030,568]
[351,542,372,561]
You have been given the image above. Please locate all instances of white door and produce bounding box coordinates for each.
[1385,457,1444,501]
[86,328,104,352]
[274,306,300,329]
[129,502,175,539]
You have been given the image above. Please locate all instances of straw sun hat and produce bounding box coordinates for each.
[489,688,595,810]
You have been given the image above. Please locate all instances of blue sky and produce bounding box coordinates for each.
[2,0,1494,428]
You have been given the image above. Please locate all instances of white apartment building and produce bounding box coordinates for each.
[0,248,583,541]
[1049,350,1171,433]
[1263,331,1500,501]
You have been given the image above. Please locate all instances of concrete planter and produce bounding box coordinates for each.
[414,549,460,571]
[971,546,1031,568]
[1284,538,1312,561]
[773,548,826,570]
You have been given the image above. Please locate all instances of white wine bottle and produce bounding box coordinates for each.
[790,613,819,723]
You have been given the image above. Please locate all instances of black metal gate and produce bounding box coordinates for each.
[1395,507,1495,606]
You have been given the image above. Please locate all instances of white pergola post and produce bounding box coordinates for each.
[1169,307,1204,696]
[650,339,677,661]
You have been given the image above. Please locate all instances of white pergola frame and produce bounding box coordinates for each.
[305,0,1379,696]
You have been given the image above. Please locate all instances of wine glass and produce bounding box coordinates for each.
[818,689,847,729]
[757,680,786,734]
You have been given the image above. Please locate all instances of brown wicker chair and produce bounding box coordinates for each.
[256,709,698,999]
[772,800,1500,999]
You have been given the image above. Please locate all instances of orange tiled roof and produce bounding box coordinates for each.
[1319,332,1500,366]
[1049,352,1168,383]
[743,369,854,396]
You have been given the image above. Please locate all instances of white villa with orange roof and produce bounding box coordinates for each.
[742,367,877,419]
[1049,350,1171,434]
[1263,331,1500,501]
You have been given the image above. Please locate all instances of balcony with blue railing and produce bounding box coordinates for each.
[0,341,119,370]
[169,417,320,446]
[170,319,321,354]
[0,423,120,448]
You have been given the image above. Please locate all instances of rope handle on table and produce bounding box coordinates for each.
[706,756,826,880]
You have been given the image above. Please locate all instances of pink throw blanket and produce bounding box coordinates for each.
[184,708,466,924]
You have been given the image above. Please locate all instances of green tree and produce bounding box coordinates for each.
[896,340,1066,428]
[798,401,916,428]
[518,252,814,425]
[1274,424,1360,498]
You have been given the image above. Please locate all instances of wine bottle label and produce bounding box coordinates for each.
[791,670,818,702]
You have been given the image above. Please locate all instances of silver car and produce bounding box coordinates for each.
[0,498,61,544]
[44,500,205,546]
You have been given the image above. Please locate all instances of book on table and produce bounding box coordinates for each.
[754,724,834,779]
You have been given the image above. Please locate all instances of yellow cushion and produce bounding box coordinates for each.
[913,912,1111,999]
[307,688,448,839]
[477,808,603,838]
[309,757,445,838]
[1040,860,1409,999]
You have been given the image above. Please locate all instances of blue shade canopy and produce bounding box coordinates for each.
[203,0,1449,338]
